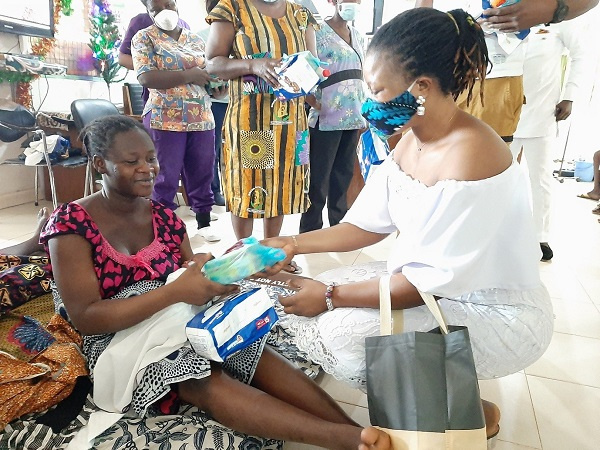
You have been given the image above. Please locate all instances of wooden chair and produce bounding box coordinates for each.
[122,83,145,122]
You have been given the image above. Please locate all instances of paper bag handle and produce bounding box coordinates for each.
[379,274,402,335]
[378,275,449,336]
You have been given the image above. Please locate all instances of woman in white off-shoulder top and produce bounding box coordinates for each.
[263,8,553,443]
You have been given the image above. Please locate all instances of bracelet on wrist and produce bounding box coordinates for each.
[325,283,336,311]
[291,235,299,252]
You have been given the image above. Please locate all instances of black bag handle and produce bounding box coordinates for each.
[317,69,363,90]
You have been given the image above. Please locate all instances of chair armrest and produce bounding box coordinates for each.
[125,114,143,123]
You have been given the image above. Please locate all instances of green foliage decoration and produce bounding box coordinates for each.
[88,0,126,98]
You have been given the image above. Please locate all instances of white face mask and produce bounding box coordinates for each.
[338,3,359,22]
[153,9,179,31]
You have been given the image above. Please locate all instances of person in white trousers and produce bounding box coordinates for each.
[510,18,590,261]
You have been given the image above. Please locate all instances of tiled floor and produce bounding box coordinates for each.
[0,176,598,450]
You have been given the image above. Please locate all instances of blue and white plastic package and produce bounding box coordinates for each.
[186,287,278,362]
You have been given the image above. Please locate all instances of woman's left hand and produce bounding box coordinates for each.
[186,67,213,87]
[176,253,238,305]
[250,58,283,89]
[278,278,329,317]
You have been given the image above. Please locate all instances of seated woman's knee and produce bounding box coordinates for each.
[177,363,228,411]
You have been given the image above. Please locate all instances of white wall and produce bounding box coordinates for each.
[177,0,208,32]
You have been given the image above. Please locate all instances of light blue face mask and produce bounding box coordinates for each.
[338,3,360,21]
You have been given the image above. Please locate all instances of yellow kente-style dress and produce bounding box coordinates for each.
[207,0,316,218]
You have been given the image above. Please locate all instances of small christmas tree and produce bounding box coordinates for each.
[61,0,74,16]
[88,0,126,100]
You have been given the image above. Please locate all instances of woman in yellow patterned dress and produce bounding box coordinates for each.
[206,0,317,274]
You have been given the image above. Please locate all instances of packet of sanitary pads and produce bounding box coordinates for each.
[186,287,278,362]
[201,237,287,285]
[273,51,330,101]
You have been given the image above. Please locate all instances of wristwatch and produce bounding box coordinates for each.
[546,0,569,25]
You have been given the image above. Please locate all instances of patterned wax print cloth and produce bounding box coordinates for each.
[206,0,318,218]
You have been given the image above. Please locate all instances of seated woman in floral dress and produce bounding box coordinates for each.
[40,115,393,449]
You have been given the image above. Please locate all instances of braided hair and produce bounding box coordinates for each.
[80,115,150,160]
[368,8,489,106]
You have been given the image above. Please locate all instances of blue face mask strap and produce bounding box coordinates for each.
[384,79,418,107]
[384,79,418,106]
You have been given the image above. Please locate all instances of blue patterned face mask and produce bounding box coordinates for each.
[361,80,418,141]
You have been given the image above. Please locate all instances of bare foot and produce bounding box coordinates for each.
[282,260,303,275]
[0,208,50,256]
[35,207,51,236]
[25,207,51,254]
[482,399,501,438]
[359,427,392,450]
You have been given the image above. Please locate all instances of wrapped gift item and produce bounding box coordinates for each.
[202,236,286,285]
[23,135,70,166]
[273,51,330,101]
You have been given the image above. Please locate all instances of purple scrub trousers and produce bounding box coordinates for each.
[144,114,215,214]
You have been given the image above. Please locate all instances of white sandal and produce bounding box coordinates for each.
[197,225,221,242]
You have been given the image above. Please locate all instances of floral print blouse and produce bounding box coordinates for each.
[308,22,367,131]
[132,26,215,132]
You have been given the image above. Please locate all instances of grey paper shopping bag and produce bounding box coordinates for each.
[365,275,487,450]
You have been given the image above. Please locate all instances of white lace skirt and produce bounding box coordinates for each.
[284,266,554,390]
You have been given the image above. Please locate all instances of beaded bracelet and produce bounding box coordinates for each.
[325,283,336,311]
[291,235,299,251]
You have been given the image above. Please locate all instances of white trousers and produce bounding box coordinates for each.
[510,136,554,242]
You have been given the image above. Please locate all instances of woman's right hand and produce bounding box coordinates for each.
[277,278,329,317]
[185,66,213,87]
[250,58,282,88]
[259,236,296,276]
[172,253,238,305]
